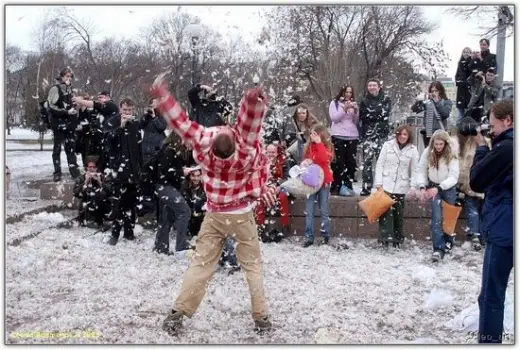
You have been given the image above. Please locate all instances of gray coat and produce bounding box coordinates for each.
[466,76,499,116]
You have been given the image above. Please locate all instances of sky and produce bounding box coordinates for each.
[4,4,515,81]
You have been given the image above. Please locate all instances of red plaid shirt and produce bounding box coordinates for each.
[156,86,270,213]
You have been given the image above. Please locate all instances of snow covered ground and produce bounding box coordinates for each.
[5,217,514,344]
[7,151,84,183]
[6,127,53,140]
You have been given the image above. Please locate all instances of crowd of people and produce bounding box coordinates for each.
[38,36,512,343]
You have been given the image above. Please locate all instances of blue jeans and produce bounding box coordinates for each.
[430,186,457,252]
[464,196,481,237]
[478,243,513,343]
[457,107,466,121]
[304,185,330,242]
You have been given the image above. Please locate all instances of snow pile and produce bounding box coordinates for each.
[423,289,454,310]
[444,289,514,334]
[31,212,68,225]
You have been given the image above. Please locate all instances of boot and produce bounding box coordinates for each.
[471,235,482,251]
[432,250,444,262]
[70,166,81,180]
[162,309,184,336]
[108,236,118,246]
[302,240,313,248]
[53,172,62,182]
[254,316,272,334]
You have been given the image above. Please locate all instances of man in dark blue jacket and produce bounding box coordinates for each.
[470,99,513,344]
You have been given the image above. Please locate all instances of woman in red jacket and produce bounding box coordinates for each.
[301,124,334,247]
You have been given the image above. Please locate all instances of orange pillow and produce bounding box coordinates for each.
[442,201,463,236]
[358,188,395,224]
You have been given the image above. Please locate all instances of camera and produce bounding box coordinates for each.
[458,116,489,137]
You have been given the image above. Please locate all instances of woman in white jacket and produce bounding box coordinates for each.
[374,125,419,248]
[415,130,460,262]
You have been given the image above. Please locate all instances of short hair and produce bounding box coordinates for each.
[367,78,380,86]
[486,68,496,74]
[212,133,235,159]
[479,38,490,45]
[79,92,90,100]
[59,67,73,78]
[395,124,414,146]
[98,90,110,97]
[490,100,514,122]
[85,155,99,165]
[119,98,135,108]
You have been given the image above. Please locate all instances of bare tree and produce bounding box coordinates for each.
[446,5,514,38]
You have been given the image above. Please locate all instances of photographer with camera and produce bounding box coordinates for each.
[103,98,143,246]
[466,68,499,123]
[469,100,513,343]
[187,83,233,128]
[455,117,492,251]
[73,91,120,172]
[46,67,80,182]
[74,156,108,228]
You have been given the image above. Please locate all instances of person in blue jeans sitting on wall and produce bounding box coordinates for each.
[301,124,334,248]
[470,100,513,344]
[416,130,460,262]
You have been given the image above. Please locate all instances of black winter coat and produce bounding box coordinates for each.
[359,90,392,141]
[182,182,207,217]
[455,56,472,110]
[105,118,143,185]
[187,85,232,127]
[139,111,167,163]
[156,142,188,190]
[76,108,103,157]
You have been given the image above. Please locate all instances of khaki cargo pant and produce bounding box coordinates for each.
[173,211,268,320]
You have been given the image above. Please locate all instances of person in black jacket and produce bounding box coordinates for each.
[455,47,473,121]
[73,90,120,173]
[478,38,498,74]
[182,167,206,238]
[101,98,143,246]
[46,67,80,182]
[75,93,103,170]
[140,98,168,164]
[153,131,192,256]
[187,84,233,127]
[469,100,513,344]
[358,78,392,196]
[73,156,108,228]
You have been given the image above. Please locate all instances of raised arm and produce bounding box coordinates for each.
[235,85,267,147]
[152,82,205,149]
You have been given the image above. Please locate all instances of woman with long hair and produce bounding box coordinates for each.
[455,47,473,121]
[455,117,490,251]
[416,130,460,262]
[301,124,335,247]
[285,104,319,163]
[422,81,453,147]
[328,85,359,196]
[374,125,419,248]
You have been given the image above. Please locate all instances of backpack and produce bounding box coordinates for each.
[40,84,66,128]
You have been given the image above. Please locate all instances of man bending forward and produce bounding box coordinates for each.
[151,80,273,335]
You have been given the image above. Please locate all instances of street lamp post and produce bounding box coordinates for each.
[186,23,202,86]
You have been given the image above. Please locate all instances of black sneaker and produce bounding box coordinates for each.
[124,234,136,241]
[53,172,62,182]
[323,237,329,245]
[360,189,371,196]
[302,240,314,248]
[254,316,272,334]
[108,236,118,246]
[162,309,184,336]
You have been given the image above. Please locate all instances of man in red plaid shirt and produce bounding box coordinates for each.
[151,78,274,335]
